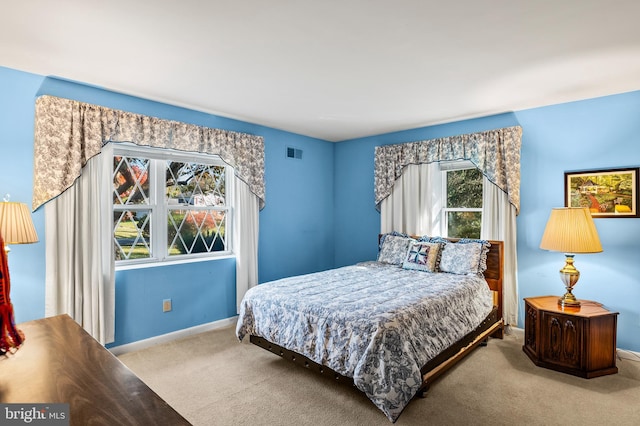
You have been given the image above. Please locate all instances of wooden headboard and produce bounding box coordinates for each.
[379,235,504,321]
[480,239,504,322]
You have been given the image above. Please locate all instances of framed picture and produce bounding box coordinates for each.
[565,167,640,218]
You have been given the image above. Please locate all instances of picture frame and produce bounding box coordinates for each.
[565,167,640,218]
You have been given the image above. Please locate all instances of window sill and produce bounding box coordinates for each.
[115,253,236,271]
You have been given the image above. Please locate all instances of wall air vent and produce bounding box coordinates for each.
[286,147,303,159]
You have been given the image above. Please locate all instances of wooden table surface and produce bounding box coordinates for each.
[0,314,191,426]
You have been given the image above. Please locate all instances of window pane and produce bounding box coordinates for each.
[113,210,151,260]
[447,168,482,208]
[447,211,481,239]
[113,156,150,205]
[167,209,227,255]
[166,162,226,206]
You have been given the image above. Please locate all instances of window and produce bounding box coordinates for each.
[442,166,483,238]
[110,144,232,265]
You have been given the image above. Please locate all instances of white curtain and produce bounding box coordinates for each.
[481,176,518,326]
[380,163,442,235]
[233,178,260,312]
[44,153,114,344]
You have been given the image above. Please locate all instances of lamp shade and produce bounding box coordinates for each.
[539,207,602,254]
[0,202,39,245]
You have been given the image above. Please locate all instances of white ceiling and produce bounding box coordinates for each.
[2,1,639,141]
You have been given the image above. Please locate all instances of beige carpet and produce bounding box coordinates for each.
[118,325,640,426]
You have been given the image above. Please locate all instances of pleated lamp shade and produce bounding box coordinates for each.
[0,202,39,245]
[540,207,602,254]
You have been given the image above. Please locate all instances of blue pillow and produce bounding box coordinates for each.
[439,242,489,275]
[377,234,415,265]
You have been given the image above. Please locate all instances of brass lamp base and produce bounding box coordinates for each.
[558,292,581,307]
[558,254,581,307]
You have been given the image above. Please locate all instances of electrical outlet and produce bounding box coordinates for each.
[162,299,172,312]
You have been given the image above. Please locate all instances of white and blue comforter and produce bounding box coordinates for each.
[236,261,493,422]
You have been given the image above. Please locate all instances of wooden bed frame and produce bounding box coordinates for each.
[249,237,504,407]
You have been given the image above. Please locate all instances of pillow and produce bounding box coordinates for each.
[378,231,411,250]
[438,242,488,275]
[377,234,415,265]
[402,242,441,272]
[458,238,491,246]
[458,239,491,273]
[426,236,450,244]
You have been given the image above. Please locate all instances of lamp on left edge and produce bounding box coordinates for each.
[0,200,39,354]
[0,200,39,252]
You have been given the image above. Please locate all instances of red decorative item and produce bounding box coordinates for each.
[0,234,24,354]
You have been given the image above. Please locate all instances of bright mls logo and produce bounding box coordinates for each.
[1,404,69,425]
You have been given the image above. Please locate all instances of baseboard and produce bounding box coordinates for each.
[109,316,238,356]
[617,349,640,362]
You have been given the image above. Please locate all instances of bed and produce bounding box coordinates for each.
[236,234,504,422]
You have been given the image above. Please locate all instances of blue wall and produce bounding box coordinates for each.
[2,65,639,352]
[0,66,335,347]
[0,68,46,323]
[334,91,640,352]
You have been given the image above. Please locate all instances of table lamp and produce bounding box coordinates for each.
[0,198,39,253]
[0,198,39,354]
[539,207,602,307]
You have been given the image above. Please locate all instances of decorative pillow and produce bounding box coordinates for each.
[458,239,491,273]
[377,234,415,265]
[439,242,488,275]
[378,231,412,250]
[402,242,441,272]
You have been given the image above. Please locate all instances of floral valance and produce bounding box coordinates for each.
[32,95,265,211]
[374,126,522,213]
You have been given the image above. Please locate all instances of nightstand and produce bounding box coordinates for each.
[523,296,618,378]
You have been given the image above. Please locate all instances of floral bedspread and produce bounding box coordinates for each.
[236,261,493,422]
